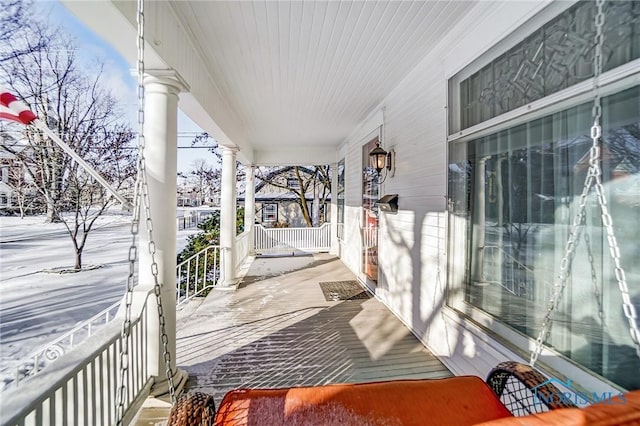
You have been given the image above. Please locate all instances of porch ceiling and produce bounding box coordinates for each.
[63,1,476,162]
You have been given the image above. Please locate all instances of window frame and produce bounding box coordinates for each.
[445,2,640,393]
[286,177,300,189]
[262,203,278,223]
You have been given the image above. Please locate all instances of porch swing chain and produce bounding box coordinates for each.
[115,0,176,423]
[530,0,640,367]
[583,223,604,324]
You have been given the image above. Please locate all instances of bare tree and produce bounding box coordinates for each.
[189,132,243,204]
[255,165,331,227]
[0,0,46,63]
[0,19,136,269]
[7,157,39,218]
[0,0,25,44]
[188,159,221,206]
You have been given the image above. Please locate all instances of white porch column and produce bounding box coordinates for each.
[139,70,188,396]
[220,146,238,286]
[244,166,255,255]
[330,162,339,254]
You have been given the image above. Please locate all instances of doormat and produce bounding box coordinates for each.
[319,280,371,301]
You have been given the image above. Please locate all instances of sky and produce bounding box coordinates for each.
[33,0,218,175]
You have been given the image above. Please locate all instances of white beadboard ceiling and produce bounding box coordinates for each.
[170,1,475,151]
[63,1,476,160]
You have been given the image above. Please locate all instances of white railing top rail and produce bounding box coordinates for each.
[0,289,152,426]
[254,223,331,231]
[254,223,331,253]
[1,300,121,389]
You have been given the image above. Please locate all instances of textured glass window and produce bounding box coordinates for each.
[448,86,640,390]
[457,1,640,130]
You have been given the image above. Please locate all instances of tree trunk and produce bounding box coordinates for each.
[299,197,313,227]
[46,161,61,223]
[46,198,59,222]
[75,249,82,270]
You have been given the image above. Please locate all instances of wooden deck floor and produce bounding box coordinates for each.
[176,254,452,402]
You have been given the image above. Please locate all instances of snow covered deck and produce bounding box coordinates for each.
[135,254,452,424]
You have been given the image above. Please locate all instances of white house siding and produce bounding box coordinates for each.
[339,1,560,379]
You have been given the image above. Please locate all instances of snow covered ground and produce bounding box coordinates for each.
[0,212,200,375]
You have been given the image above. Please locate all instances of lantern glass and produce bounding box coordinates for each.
[369,143,388,173]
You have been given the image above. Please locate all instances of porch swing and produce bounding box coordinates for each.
[116,0,640,425]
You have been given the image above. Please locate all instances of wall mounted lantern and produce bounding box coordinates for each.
[369,141,394,183]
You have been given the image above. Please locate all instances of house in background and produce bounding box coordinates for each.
[240,166,331,228]
[177,174,221,207]
[0,150,35,214]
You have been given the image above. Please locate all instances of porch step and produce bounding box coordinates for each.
[131,397,171,426]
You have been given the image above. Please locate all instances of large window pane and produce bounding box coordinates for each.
[449,85,640,390]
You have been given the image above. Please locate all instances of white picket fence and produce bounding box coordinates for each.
[254,223,331,254]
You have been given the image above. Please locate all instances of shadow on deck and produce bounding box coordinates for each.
[176,253,452,403]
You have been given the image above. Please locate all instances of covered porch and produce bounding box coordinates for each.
[137,254,451,424]
[3,0,639,424]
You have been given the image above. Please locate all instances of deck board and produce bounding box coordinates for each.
[176,254,452,403]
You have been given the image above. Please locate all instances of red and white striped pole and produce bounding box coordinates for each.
[0,84,131,210]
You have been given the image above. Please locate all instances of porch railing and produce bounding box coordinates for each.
[254,223,331,255]
[0,290,153,426]
[176,245,220,305]
[1,301,121,391]
[235,230,251,268]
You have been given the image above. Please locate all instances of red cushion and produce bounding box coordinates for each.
[214,376,513,425]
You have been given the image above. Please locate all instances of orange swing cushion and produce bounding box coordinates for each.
[213,376,640,426]
[214,376,512,426]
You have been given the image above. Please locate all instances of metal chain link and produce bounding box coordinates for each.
[583,223,605,324]
[531,0,640,365]
[115,1,177,423]
[530,173,591,366]
[115,0,146,423]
